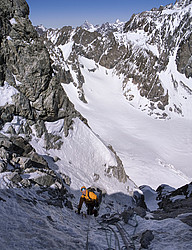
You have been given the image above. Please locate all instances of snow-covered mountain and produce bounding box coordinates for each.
[42,0,192,120]
[0,0,192,249]
[80,19,125,34]
[35,0,192,189]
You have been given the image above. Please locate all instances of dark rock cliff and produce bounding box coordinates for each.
[0,0,86,136]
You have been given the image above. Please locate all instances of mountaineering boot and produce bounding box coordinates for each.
[93,209,98,217]
[75,210,87,218]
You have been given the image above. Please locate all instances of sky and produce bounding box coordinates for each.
[27,0,175,28]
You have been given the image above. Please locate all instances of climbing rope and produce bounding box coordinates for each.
[115,222,135,250]
[98,211,138,250]
[102,225,121,250]
[86,215,91,250]
[104,228,112,249]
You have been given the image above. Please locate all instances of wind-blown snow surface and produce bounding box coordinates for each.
[0,187,192,250]
[62,56,192,190]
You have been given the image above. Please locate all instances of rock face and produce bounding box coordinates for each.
[39,0,192,119]
[0,0,131,196]
[0,0,85,135]
[154,182,192,219]
[176,33,192,78]
[0,132,66,191]
[107,145,128,183]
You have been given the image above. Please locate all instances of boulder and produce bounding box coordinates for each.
[30,171,55,187]
[64,200,73,210]
[10,136,34,156]
[8,172,22,184]
[140,230,154,249]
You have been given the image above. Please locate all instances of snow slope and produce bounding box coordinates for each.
[62,56,192,189]
[0,187,191,250]
[29,117,136,195]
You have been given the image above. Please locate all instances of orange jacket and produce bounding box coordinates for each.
[78,190,98,210]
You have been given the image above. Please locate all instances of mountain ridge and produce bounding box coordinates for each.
[37,0,192,119]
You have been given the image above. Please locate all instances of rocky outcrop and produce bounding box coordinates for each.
[136,182,192,229]
[107,145,128,183]
[0,128,76,212]
[176,33,192,78]
[0,132,71,198]
[0,0,32,86]
[153,182,192,219]
[0,0,86,137]
[135,182,192,230]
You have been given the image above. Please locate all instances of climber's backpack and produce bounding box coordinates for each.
[87,187,102,205]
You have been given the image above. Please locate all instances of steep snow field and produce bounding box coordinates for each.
[29,117,136,194]
[62,56,192,190]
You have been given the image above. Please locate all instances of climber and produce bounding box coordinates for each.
[77,186,99,217]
